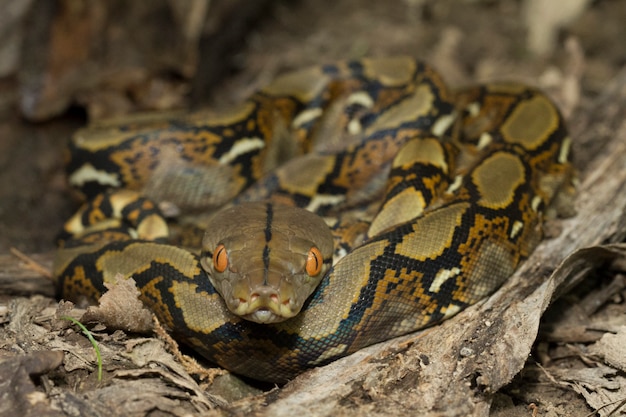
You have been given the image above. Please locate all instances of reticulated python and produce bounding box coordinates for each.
[55,57,574,383]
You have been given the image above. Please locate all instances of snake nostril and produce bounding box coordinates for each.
[250,292,280,305]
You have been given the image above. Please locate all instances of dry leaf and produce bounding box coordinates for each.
[81,274,154,333]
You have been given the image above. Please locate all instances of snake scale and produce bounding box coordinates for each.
[54,57,574,383]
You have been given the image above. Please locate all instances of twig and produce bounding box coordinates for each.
[152,315,228,384]
[10,247,53,280]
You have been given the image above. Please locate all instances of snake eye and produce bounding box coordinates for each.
[213,244,228,273]
[305,246,323,277]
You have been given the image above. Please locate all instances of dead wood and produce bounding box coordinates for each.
[0,252,54,297]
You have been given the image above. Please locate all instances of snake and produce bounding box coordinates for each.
[54,57,574,383]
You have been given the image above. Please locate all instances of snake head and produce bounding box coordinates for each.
[200,202,333,324]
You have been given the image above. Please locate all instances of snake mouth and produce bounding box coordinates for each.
[230,295,297,324]
[243,308,285,324]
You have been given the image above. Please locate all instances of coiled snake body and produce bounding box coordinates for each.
[55,57,574,382]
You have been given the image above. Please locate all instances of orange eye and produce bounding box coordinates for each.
[213,244,228,273]
[305,246,323,277]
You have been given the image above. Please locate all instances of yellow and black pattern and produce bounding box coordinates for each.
[55,57,574,383]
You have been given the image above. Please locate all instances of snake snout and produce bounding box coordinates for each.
[249,289,281,305]
[231,283,298,324]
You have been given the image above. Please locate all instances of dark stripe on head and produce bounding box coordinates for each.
[262,203,273,284]
[262,245,271,285]
[264,203,273,242]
